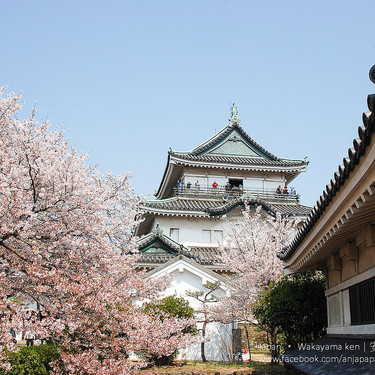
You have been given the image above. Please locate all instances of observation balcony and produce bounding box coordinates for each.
[172,184,300,203]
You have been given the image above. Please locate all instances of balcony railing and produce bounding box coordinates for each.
[173,184,300,203]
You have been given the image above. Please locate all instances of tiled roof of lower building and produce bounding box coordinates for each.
[188,247,222,265]
[142,197,223,213]
[137,246,222,266]
[136,228,223,266]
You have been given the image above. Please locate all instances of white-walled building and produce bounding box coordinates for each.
[136,105,311,360]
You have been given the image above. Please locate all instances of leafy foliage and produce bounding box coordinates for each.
[253,271,327,352]
[143,295,197,365]
[145,295,195,328]
[0,345,61,375]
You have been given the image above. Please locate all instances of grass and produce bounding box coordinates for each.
[139,348,294,374]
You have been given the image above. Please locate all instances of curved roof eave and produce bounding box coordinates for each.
[170,155,308,171]
[140,196,311,218]
[204,197,308,218]
[154,152,171,199]
[141,208,210,217]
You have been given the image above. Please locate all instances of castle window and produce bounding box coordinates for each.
[169,228,179,241]
[213,230,223,244]
[202,230,223,244]
[349,276,375,325]
[228,179,243,188]
[202,230,211,243]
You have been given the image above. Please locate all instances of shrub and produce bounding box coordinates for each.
[143,295,196,365]
[1,344,60,375]
[253,271,327,354]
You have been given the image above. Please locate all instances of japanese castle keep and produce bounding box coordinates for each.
[135,105,311,361]
[136,105,311,274]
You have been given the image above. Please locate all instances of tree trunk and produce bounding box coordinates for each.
[244,324,252,362]
[201,321,207,362]
[270,330,278,365]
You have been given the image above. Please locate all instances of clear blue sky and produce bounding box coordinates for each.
[3,0,375,207]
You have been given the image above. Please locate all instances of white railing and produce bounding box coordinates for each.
[173,184,300,202]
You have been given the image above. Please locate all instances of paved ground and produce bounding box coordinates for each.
[140,361,291,374]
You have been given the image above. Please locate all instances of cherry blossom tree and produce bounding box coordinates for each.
[218,205,298,358]
[0,88,196,374]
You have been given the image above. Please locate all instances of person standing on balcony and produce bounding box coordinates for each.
[212,181,218,189]
[195,180,200,190]
[177,179,184,193]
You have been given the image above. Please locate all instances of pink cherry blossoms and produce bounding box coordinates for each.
[218,205,299,323]
[0,88,197,374]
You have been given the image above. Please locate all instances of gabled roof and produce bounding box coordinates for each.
[137,225,191,261]
[137,224,189,253]
[147,254,228,284]
[136,226,223,267]
[278,68,375,268]
[155,116,308,199]
[182,120,278,159]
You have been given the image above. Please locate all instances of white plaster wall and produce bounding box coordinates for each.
[263,178,286,192]
[179,321,234,362]
[326,289,375,334]
[162,269,212,307]
[152,266,233,361]
[183,174,209,188]
[130,265,233,361]
[183,171,285,192]
[154,216,234,245]
[160,268,225,309]
[243,177,263,191]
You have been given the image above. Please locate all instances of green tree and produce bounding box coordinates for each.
[252,271,327,361]
[143,295,196,365]
[0,345,61,375]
